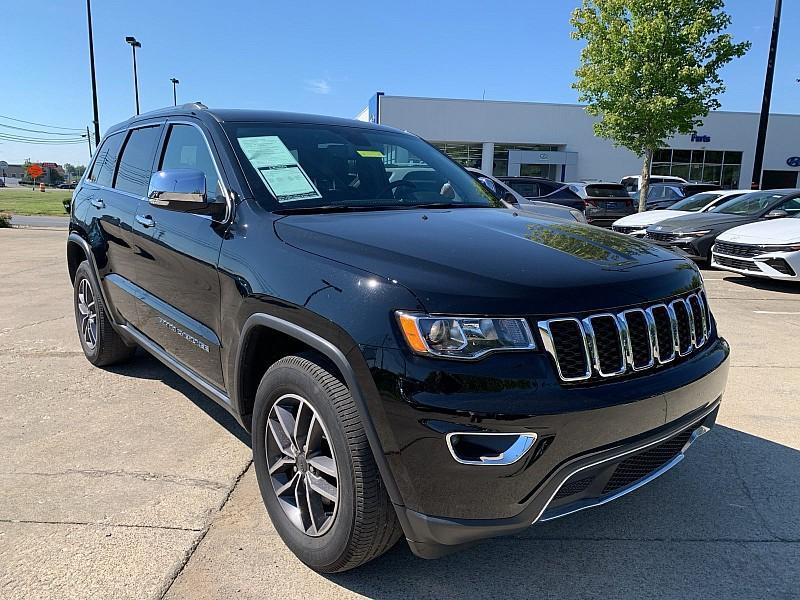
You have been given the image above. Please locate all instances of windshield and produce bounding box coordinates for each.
[224,122,499,210]
[712,191,789,215]
[670,192,721,212]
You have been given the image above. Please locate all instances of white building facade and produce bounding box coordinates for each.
[356,94,800,189]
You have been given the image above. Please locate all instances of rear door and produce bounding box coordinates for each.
[131,121,229,389]
[76,129,141,324]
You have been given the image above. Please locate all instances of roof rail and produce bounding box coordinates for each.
[181,102,208,110]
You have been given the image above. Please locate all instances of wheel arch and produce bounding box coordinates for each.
[234,313,405,508]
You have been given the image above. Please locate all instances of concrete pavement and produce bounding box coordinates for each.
[1,228,798,599]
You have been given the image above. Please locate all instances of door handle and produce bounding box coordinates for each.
[90,198,105,209]
[136,214,156,228]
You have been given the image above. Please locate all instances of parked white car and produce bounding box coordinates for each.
[620,175,686,195]
[611,190,749,237]
[711,214,800,282]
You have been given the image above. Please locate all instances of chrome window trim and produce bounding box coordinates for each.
[620,308,655,371]
[537,318,591,382]
[647,304,676,364]
[581,314,626,377]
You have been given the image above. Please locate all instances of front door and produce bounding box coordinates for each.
[132,121,228,389]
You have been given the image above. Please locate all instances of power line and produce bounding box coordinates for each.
[0,133,87,145]
[0,113,85,132]
[0,122,86,136]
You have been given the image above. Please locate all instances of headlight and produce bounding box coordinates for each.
[396,312,536,359]
[757,243,800,253]
[677,230,711,238]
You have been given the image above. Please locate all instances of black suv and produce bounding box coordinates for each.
[67,105,730,572]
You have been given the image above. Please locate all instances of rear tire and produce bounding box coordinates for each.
[252,354,401,572]
[73,261,136,367]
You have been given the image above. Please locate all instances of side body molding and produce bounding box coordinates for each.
[234,313,405,509]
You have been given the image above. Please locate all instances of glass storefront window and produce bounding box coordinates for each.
[432,142,483,169]
[653,147,743,188]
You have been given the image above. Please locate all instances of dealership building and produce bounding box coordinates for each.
[356,94,800,190]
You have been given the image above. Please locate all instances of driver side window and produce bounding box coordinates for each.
[160,124,222,201]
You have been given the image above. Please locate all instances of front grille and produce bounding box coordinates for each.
[714,255,760,271]
[602,427,694,494]
[645,231,679,243]
[538,292,709,382]
[612,225,639,235]
[713,241,765,258]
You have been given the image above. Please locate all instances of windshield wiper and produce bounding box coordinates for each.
[274,204,405,215]
[402,202,484,209]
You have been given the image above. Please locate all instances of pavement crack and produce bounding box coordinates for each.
[159,459,253,599]
[0,315,68,336]
[0,518,201,533]
[0,469,230,491]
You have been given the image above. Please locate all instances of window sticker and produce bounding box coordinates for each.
[238,136,321,202]
[258,166,321,203]
[356,149,384,158]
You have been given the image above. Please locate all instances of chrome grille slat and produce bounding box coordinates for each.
[538,292,710,382]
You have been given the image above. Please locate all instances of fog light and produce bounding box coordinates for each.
[446,432,537,466]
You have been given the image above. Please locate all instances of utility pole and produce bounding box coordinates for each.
[170,78,179,106]
[86,126,93,157]
[86,0,100,148]
[751,0,782,190]
[125,36,142,115]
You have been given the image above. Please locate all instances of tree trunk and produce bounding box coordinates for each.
[638,148,653,213]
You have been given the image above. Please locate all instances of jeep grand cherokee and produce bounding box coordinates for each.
[66,104,730,572]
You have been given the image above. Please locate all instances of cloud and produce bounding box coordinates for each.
[305,79,332,95]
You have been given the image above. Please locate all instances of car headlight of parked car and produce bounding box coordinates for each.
[396,313,536,359]
[676,230,711,239]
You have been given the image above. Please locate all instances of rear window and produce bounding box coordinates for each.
[115,126,162,196]
[88,132,124,187]
[669,192,721,212]
[505,181,540,197]
[585,184,629,198]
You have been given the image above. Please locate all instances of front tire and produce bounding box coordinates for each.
[252,354,401,572]
[73,261,136,367]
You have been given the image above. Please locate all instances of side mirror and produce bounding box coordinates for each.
[148,169,209,212]
[503,191,520,206]
[765,208,789,219]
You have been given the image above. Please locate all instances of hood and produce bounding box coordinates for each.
[717,218,800,244]
[275,208,701,315]
[615,210,690,228]
[648,211,754,232]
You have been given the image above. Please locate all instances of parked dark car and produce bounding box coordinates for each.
[58,182,77,189]
[498,176,583,206]
[566,181,635,226]
[466,168,586,223]
[66,104,729,572]
[638,183,722,210]
[644,189,800,261]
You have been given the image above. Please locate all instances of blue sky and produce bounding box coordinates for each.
[1,0,798,166]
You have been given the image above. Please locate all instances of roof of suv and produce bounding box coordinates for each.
[107,103,402,135]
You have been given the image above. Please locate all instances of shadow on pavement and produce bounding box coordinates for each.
[106,351,252,447]
[326,426,799,599]
[721,274,799,295]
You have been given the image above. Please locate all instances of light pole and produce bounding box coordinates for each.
[86,0,100,148]
[125,36,142,115]
[751,0,782,189]
[170,78,179,106]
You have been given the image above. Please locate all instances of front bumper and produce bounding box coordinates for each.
[647,235,714,260]
[712,250,799,280]
[366,336,729,557]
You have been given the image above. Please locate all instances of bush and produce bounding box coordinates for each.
[0,213,11,228]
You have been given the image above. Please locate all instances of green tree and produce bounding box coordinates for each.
[571,0,750,211]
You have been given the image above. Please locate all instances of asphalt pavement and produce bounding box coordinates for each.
[1,228,798,599]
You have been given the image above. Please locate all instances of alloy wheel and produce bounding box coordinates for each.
[77,278,98,350]
[266,393,339,536]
